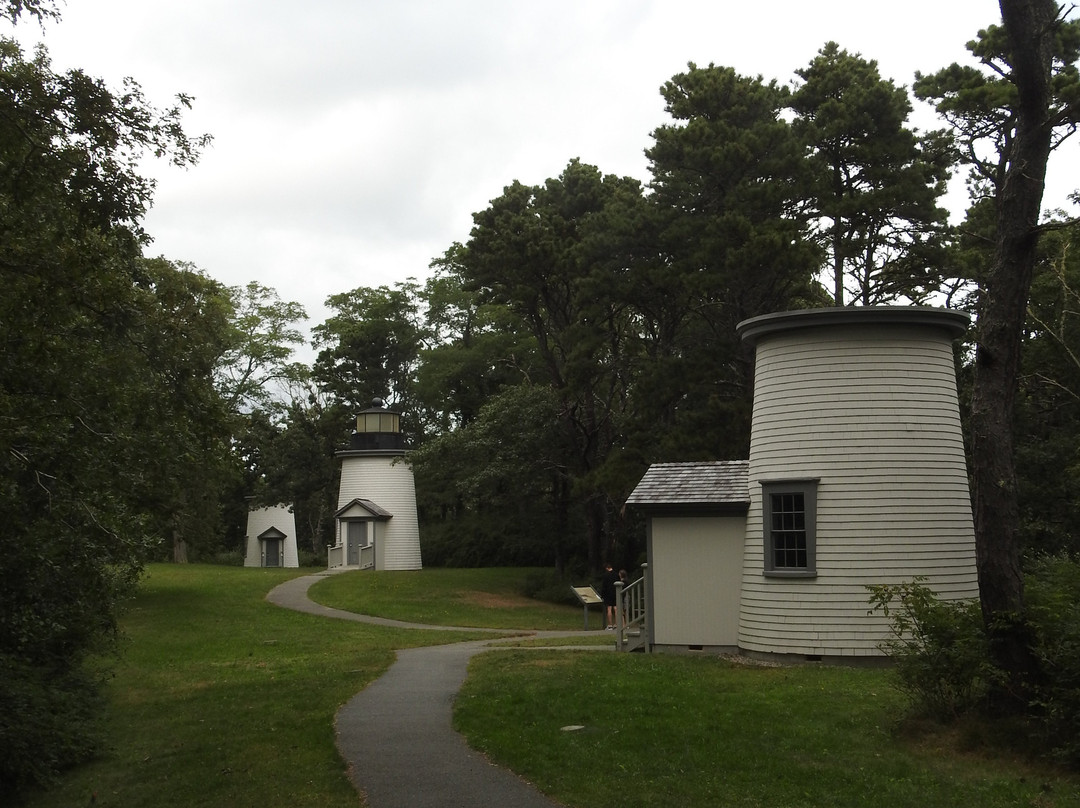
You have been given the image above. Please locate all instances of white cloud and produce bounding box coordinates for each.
[6,0,1078,356]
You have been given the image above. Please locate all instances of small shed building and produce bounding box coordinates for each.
[329,398,422,571]
[626,307,980,661]
[243,503,299,568]
[629,461,749,652]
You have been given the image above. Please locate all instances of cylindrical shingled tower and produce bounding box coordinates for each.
[332,398,422,571]
[735,307,978,660]
[243,503,299,568]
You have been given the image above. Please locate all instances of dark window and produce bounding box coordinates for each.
[761,480,818,577]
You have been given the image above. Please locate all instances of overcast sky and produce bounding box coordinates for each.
[7,1,1078,351]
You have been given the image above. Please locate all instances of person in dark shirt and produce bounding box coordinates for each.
[600,563,619,630]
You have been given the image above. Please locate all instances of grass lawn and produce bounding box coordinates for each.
[308,566,591,630]
[18,564,1080,808]
[457,651,1080,808]
[17,564,495,808]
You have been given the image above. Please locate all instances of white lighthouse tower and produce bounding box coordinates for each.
[243,502,299,568]
[735,307,979,659]
[328,398,422,571]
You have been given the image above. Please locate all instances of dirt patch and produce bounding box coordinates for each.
[516,656,577,669]
[460,591,532,609]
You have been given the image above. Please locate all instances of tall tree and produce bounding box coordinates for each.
[0,18,208,792]
[919,1,1080,686]
[131,258,235,564]
[644,64,826,460]
[462,159,649,568]
[245,378,340,557]
[410,383,572,568]
[417,247,537,431]
[216,280,307,413]
[311,282,426,440]
[791,43,953,305]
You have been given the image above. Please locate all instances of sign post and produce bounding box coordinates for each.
[570,585,603,630]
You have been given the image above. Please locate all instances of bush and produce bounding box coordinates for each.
[208,550,244,566]
[521,567,582,606]
[1026,554,1080,766]
[868,579,1000,718]
[0,655,105,799]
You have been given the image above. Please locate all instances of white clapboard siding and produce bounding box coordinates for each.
[243,504,299,568]
[739,317,979,657]
[338,455,422,570]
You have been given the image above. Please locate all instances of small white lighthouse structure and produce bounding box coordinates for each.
[627,306,980,660]
[329,398,422,571]
[243,503,299,568]
[736,306,979,659]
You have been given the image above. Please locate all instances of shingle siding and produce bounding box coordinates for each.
[243,504,299,568]
[739,321,978,657]
[338,456,422,570]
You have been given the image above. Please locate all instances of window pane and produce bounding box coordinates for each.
[769,492,807,569]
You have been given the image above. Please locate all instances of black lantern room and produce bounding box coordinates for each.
[349,398,405,451]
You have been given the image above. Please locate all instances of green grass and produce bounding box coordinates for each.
[456,652,1080,808]
[308,567,589,630]
[489,634,614,648]
[19,564,1080,808]
[18,564,494,808]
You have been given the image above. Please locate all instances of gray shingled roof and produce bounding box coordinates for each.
[334,498,394,520]
[625,460,749,511]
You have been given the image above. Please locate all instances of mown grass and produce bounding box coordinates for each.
[19,564,1080,808]
[18,564,494,808]
[456,651,1080,808]
[308,567,589,630]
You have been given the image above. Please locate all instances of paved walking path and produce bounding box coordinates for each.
[266,572,609,808]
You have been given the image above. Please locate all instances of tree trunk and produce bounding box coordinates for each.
[970,0,1057,690]
[173,532,189,564]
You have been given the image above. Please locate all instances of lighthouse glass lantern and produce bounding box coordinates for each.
[350,398,404,451]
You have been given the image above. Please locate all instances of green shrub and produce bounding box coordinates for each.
[521,567,581,605]
[208,550,244,566]
[0,655,104,799]
[1026,554,1080,766]
[868,579,999,718]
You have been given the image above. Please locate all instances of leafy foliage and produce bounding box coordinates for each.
[0,34,211,796]
[312,282,425,437]
[868,580,998,718]
[216,281,307,413]
[914,14,1080,203]
[410,383,573,567]
[1016,223,1080,556]
[791,42,952,304]
[418,251,537,431]
[871,560,1080,769]
[1026,554,1080,765]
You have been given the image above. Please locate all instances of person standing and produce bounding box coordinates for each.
[600,563,619,630]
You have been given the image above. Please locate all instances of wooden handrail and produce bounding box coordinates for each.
[614,564,649,653]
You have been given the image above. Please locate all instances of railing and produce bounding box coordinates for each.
[326,543,375,570]
[615,563,649,653]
